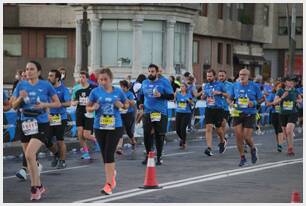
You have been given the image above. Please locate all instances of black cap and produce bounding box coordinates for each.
[284,75,297,82]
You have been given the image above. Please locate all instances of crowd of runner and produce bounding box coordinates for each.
[4,60,303,200]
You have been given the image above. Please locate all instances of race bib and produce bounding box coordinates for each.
[99,115,115,130]
[238,98,249,108]
[275,105,281,113]
[283,101,293,111]
[50,114,62,126]
[178,102,187,109]
[230,108,240,117]
[22,119,39,136]
[207,97,215,106]
[119,107,128,114]
[150,112,161,122]
[79,97,88,106]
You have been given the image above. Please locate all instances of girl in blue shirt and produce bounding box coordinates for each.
[87,68,129,195]
[11,61,61,200]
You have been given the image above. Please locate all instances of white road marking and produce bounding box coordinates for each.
[75,158,302,203]
[163,152,194,157]
[3,165,89,180]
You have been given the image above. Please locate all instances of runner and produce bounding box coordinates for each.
[87,68,129,195]
[175,83,193,149]
[72,71,99,160]
[139,64,174,165]
[116,80,137,154]
[229,68,264,167]
[11,60,61,200]
[48,69,71,168]
[265,81,284,152]
[202,69,228,156]
[273,76,302,156]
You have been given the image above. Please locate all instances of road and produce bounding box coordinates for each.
[3,129,303,203]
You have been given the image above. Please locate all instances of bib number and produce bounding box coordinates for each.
[230,108,240,117]
[150,112,161,122]
[283,101,293,111]
[238,98,249,108]
[178,102,187,109]
[50,114,62,126]
[22,119,39,136]
[79,97,88,106]
[99,115,115,130]
[275,105,281,113]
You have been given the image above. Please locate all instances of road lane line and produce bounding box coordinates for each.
[164,152,194,157]
[3,165,89,180]
[75,158,301,203]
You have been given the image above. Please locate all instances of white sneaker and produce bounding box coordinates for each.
[37,162,43,176]
[16,168,27,180]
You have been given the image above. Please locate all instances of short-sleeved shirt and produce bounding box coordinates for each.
[74,84,97,113]
[230,81,263,115]
[265,92,281,113]
[12,80,57,123]
[88,86,127,129]
[49,83,71,120]
[276,88,299,114]
[175,92,192,113]
[140,78,174,115]
[203,81,226,109]
[221,80,233,111]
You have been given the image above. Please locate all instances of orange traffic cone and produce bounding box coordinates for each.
[291,191,301,203]
[140,151,162,189]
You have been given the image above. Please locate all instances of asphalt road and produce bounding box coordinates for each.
[3,129,303,203]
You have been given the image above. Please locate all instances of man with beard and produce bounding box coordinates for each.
[138,64,174,165]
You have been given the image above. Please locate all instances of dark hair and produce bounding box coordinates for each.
[28,60,42,72]
[169,75,175,82]
[99,68,113,80]
[119,80,129,88]
[206,69,216,76]
[50,69,61,81]
[80,70,89,79]
[148,64,159,72]
[136,74,146,83]
[176,76,181,82]
[58,67,66,72]
[218,70,227,74]
[183,72,191,78]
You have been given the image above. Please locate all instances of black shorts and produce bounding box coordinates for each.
[223,110,230,122]
[298,108,303,118]
[49,120,67,141]
[232,113,256,129]
[270,113,282,135]
[14,120,23,141]
[20,122,51,145]
[143,113,168,136]
[121,112,135,138]
[204,107,224,128]
[280,113,298,127]
[76,110,94,131]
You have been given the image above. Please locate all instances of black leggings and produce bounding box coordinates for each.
[121,112,136,139]
[95,128,123,163]
[176,112,191,144]
[271,112,282,135]
[143,113,167,158]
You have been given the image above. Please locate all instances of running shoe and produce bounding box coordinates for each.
[156,157,163,166]
[56,160,67,169]
[204,148,214,156]
[287,147,295,156]
[81,152,91,160]
[239,156,247,167]
[37,185,46,196]
[51,155,59,167]
[251,147,258,164]
[30,187,41,201]
[111,170,117,189]
[277,144,283,152]
[116,148,123,155]
[218,139,227,154]
[179,140,183,147]
[16,168,27,180]
[101,183,112,195]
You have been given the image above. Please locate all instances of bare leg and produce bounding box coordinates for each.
[58,140,66,160]
[105,163,115,184]
[25,139,43,186]
[205,124,213,148]
[234,124,244,156]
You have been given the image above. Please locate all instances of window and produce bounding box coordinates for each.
[217,43,223,64]
[174,22,187,68]
[102,20,133,67]
[142,21,164,67]
[200,4,208,17]
[263,5,269,26]
[192,41,199,64]
[46,35,67,58]
[218,4,224,19]
[4,34,21,57]
[227,4,233,21]
[279,16,303,35]
[226,44,232,65]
